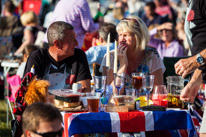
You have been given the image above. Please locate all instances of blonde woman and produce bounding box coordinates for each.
[100,15,165,94]
[15,11,41,55]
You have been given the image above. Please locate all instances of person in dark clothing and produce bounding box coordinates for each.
[13,21,91,137]
[24,21,91,92]
[141,1,167,29]
[0,1,23,52]
[174,0,206,135]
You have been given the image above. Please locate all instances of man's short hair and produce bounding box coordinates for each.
[22,102,62,135]
[47,21,74,46]
[98,23,117,43]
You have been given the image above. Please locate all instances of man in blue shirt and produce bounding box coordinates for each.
[86,23,117,76]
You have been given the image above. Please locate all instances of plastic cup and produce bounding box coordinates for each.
[152,85,168,107]
[87,96,100,112]
[125,89,136,96]
[72,83,82,92]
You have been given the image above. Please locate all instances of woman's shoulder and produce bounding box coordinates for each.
[145,46,160,58]
[144,46,165,74]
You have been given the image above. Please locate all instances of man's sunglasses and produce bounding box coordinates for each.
[33,127,63,137]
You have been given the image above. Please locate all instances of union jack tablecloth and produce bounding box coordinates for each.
[62,110,198,137]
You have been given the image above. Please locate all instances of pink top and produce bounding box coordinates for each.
[44,0,99,49]
[155,5,172,17]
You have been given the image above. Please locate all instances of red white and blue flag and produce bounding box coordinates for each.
[62,110,198,137]
[188,105,202,136]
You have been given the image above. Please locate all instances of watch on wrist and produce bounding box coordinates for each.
[196,53,205,66]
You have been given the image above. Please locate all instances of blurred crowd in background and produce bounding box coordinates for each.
[0,0,191,83]
[0,0,190,55]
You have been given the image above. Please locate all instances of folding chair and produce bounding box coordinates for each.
[0,36,12,59]
[11,72,34,137]
[6,75,21,121]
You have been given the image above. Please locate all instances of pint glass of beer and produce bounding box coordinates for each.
[87,95,100,112]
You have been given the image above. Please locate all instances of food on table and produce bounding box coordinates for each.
[167,93,184,108]
[139,96,153,107]
[49,89,84,108]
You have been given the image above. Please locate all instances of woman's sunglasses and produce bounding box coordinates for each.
[122,18,139,26]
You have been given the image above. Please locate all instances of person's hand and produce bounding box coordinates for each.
[180,71,202,103]
[157,22,173,31]
[180,81,199,103]
[118,43,128,67]
[174,56,199,78]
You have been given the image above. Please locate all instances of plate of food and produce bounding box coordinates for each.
[49,89,84,108]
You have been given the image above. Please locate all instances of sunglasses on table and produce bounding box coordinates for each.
[33,127,63,137]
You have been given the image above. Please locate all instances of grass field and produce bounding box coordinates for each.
[0,99,12,137]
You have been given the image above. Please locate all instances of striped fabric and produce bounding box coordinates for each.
[189,106,202,136]
[62,110,198,137]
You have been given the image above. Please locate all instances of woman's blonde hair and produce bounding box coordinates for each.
[116,15,150,50]
[20,11,38,26]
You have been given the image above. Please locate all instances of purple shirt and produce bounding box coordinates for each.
[149,28,184,59]
[45,0,99,49]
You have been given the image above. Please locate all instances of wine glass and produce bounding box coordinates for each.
[132,73,144,97]
[114,73,125,96]
[142,75,155,106]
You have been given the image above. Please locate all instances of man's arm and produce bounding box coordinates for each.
[174,49,205,103]
[175,48,206,78]
[78,79,91,92]
[199,48,206,61]
[180,69,202,103]
[75,49,92,92]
